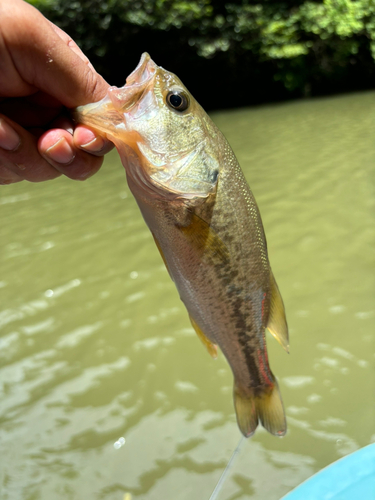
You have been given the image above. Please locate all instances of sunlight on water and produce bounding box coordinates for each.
[0,91,374,500]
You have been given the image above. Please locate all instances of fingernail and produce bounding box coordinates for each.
[46,137,75,164]
[0,118,21,151]
[80,136,105,153]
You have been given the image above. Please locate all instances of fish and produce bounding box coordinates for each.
[73,53,289,437]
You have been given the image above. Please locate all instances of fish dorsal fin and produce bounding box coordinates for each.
[267,271,289,353]
[176,212,230,266]
[189,314,218,359]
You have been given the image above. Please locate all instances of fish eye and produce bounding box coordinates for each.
[166,91,189,112]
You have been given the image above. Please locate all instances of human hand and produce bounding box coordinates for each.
[0,0,113,185]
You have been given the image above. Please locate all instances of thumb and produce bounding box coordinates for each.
[0,0,108,107]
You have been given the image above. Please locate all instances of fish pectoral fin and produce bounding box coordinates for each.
[176,212,230,266]
[233,380,286,438]
[189,314,218,359]
[152,233,174,281]
[267,271,289,353]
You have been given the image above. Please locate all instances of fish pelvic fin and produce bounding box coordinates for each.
[233,380,286,437]
[267,271,289,353]
[189,314,218,359]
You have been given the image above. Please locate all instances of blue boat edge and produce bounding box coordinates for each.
[280,443,375,500]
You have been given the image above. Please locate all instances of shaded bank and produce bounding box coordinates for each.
[28,0,375,109]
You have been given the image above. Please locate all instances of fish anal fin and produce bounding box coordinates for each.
[233,380,286,438]
[267,271,289,353]
[176,212,230,266]
[189,315,218,359]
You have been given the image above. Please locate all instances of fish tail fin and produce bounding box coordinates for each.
[233,380,286,437]
[233,384,258,437]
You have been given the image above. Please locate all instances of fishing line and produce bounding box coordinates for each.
[208,435,245,500]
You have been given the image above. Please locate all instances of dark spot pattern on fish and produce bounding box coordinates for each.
[229,297,263,391]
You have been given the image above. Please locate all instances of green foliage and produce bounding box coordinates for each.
[28,0,375,106]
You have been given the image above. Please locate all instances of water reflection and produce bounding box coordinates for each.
[0,91,374,499]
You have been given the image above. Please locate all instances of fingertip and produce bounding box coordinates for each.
[74,126,104,152]
[0,119,61,182]
[39,130,75,165]
[38,128,104,180]
[73,125,114,155]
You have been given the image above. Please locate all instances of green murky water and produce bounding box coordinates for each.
[1,91,374,500]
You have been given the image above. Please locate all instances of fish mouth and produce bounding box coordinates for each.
[72,53,157,136]
[125,53,157,92]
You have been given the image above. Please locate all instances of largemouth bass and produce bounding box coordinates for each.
[74,53,289,437]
